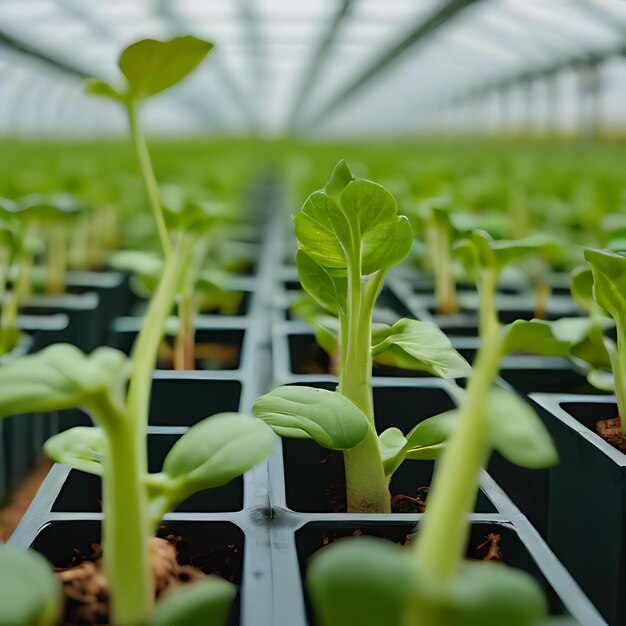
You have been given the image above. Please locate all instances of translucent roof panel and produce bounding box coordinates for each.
[0,0,625,137]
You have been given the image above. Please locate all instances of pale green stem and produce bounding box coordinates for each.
[101,415,153,626]
[611,319,626,436]
[126,99,172,260]
[413,268,502,581]
[338,253,389,513]
[174,274,196,371]
[99,238,189,623]
[127,237,191,436]
[435,225,458,315]
[46,223,66,295]
[1,252,28,354]
[0,247,10,317]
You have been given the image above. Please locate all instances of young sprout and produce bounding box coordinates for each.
[86,36,213,261]
[0,36,276,626]
[253,162,470,514]
[306,230,567,625]
[583,248,626,437]
[418,196,462,315]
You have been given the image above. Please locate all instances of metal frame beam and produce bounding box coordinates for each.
[287,0,353,131]
[461,43,625,100]
[0,28,91,79]
[304,0,484,129]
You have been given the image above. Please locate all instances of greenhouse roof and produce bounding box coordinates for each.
[0,0,625,137]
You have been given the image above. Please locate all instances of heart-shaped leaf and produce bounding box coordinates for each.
[378,427,407,478]
[502,320,572,357]
[0,344,129,422]
[485,388,558,469]
[308,536,412,626]
[584,248,626,322]
[455,230,552,278]
[339,179,413,274]
[44,427,107,476]
[0,544,62,626]
[411,559,548,626]
[162,413,275,494]
[85,78,123,101]
[296,250,344,315]
[119,36,214,100]
[252,386,369,450]
[405,410,458,460]
[371,319,471,379]
[150,577,235,626]
[570,266,595,313]
[294,161,412,278]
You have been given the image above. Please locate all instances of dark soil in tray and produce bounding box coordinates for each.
[295,521,566,624]
[32,520,243,626]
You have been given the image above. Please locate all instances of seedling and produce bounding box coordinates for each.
[583,248,626,436]
[306,230,566,625]
[253,162,470,513]
[0,37,274,626]
[417,196,463,315]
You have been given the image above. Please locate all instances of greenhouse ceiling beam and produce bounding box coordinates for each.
[458,43,626,101]
[305,0,484,129]
[237,0,264,130]
[0,28,91,79]
[287,0,353,131]
[153,0,254,130]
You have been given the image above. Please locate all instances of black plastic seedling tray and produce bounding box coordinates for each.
[531,393,626,626]
[9,197,605,625]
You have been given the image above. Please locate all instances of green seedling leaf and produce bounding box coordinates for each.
[455,230,552,278]
[294,161,412,276]
[44,427,107,476]
[339,179,413,274]
[296,250,344,315]
[584,248,626,321]
[313,315,341,357]
[502,320,572,357]
[323,159,353,201]
[587,368,615,392]
[109,250,163,277]
[411,559,548,626]
[294,190,352,270]
[485,388,558,469]
[161,413,275,495]
[371,319,471,379]
[378,428,407,478]
[85,78,123,101]
[308,535,548,626]
[570,266,595,313]
[405,410,458,460]
[0,344,129,420]
[0,544,62,626]
[252,386,369,450]
[119,36,214,100]
[150,577,235,626]
[308,536,412,626]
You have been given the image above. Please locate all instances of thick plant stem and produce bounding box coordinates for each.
[126,100,172,260]
[102,417,152,626]
[46,224,66,295]
[339,265,390,513]
[414,269,502,580]
[127,238,190,434]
